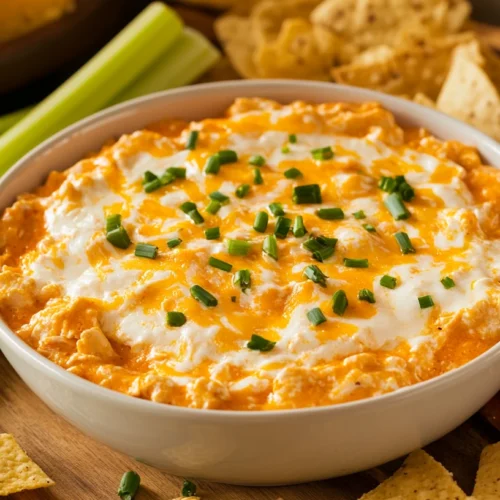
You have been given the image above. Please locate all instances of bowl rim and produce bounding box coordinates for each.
[1,79,499,420]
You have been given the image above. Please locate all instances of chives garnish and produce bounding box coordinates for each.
[231,295,237,302]
[394,231,416,254]
[263,234,278,260]
[233,269,251,292]
[247,334,276,352]
[106,227,131,250]
[311,146,334,160]
[418,295,434,309]
[284,167,303,179]
[205,200,221,215]
[307,307,326,326]
[304,264,328,287]
[142,171,157,184]
[384,193,411,220]
[180,201,196,214]
[292,216,307,237]
[378,176,397,193]
[106,214,121,233]
[134,243,158,259]
[167,311,186,327]
[209,256,232,272]
[293,184,322,204]
[353,210,366,220]
[274,216,292,239]
[317,235,338,247]
[316,207,344,220]
[159,171,175,186]
[218,149,238,164]
[181,480,197,497]
[313,246,334,262]
[236,184,250,198]
[379,175,414,201]
[249,154,265,166]
[186,130,199,150]
[269,202,285,216]
[289,133,297,144]
[441,276,455,289]
[332,290,348,316]
[253,211,269,233]
[227,239,251,256]
[380,275,397,289]
[303,235,337,262]
[344,258,369,268]
[209,191,229,204]
[253,167,264,185]
[363,223,376,233]
[167,238,182,248]
[187,209,204,224]
[144,178,162,193]
[166,167,186,179]
[204,227,220,240]
[358,289,376,303]
[205,154,221,175]
[281,145,290,154]
[118,471,140,500]
[190,285,218,307]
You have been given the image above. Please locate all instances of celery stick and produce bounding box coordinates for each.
[111,28,220,104]
[0,107,32,135]
[0,2,182,176]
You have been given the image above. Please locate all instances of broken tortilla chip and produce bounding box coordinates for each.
[359,449,467,500]
[472,442,500,499]
[0,434,54,496]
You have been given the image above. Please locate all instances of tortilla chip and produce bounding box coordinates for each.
[472,442,500,499]
[352,45,395,65]
[0,434,54,496]
[359,449,466,500]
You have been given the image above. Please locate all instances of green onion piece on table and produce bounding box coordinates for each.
[190,285,218,307]
[118,471,141,500]
[167,311,186,327]
[247,334,276,352]
[181,480,197,497]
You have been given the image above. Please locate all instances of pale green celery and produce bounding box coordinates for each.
[0,2,183,176]
[0,107,32,135]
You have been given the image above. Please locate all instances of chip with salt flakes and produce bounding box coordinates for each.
[359,449,466,500]
[472,442,500,499]
[0,434,54,496]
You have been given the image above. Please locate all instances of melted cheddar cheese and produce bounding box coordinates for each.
[1,98,499,410]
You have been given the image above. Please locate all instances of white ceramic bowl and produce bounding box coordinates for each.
[1,81,499,486]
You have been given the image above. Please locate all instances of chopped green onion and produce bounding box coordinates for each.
[187,209,204,225]
[378,176,397,193]
[218,149,238,164]
[311,146,334,160]
[269,202,285,216]
[384,193,411,220]
[284,167,303,179]
[281,145,290,154]
[227,239,251,256]
[106,214,122,233]
[167,311,186,327]
[263,234,278,260]
[292,216,307,237]
[253,167,264,185]
[209,191,229,204]
[316,235,338,248]
[288,133,297,144]
[332,290,348,316]
[418,295,434,309]
[274,216,292,239]
[231,295,237,303]
[204,227,220,240]
[313,246,334,262]
[344,258,369,268]
[380,275,397,289]
[303,235,337,262]
[186,131,199,150]
[167,238,182,249]
[236,184,250,198]
[353,210,366,220]
[441,276,455,289]
[379,175,414,201]
[159,171,175,186]
[293,184,322,204]
[209,256,232,272]
[307,307,326,326]
[205,154,221,175]
[304,265,328,287]
[180,201,196,214]
[394,231,416,254]
[106,227,131,249]
[118,471,140,500]
[142,171,158,184]
[190,285,218,307]
[247,334,276,352]
[303,237,326,252]
[363,223,376,233]
[181,479,197,497]
[134,243,158,259]
[358,289,376,303]
[144,178,162,193]
[233,269,251,292]
[253,211,269,233]
[316,207,344,220]
[166,167,186,179]
[205,200,221,215]
[249,154,265,166]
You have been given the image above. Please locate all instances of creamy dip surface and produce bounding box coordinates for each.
[1,98,499,410]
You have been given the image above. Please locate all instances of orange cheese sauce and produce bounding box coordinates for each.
[0,98,499,411]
